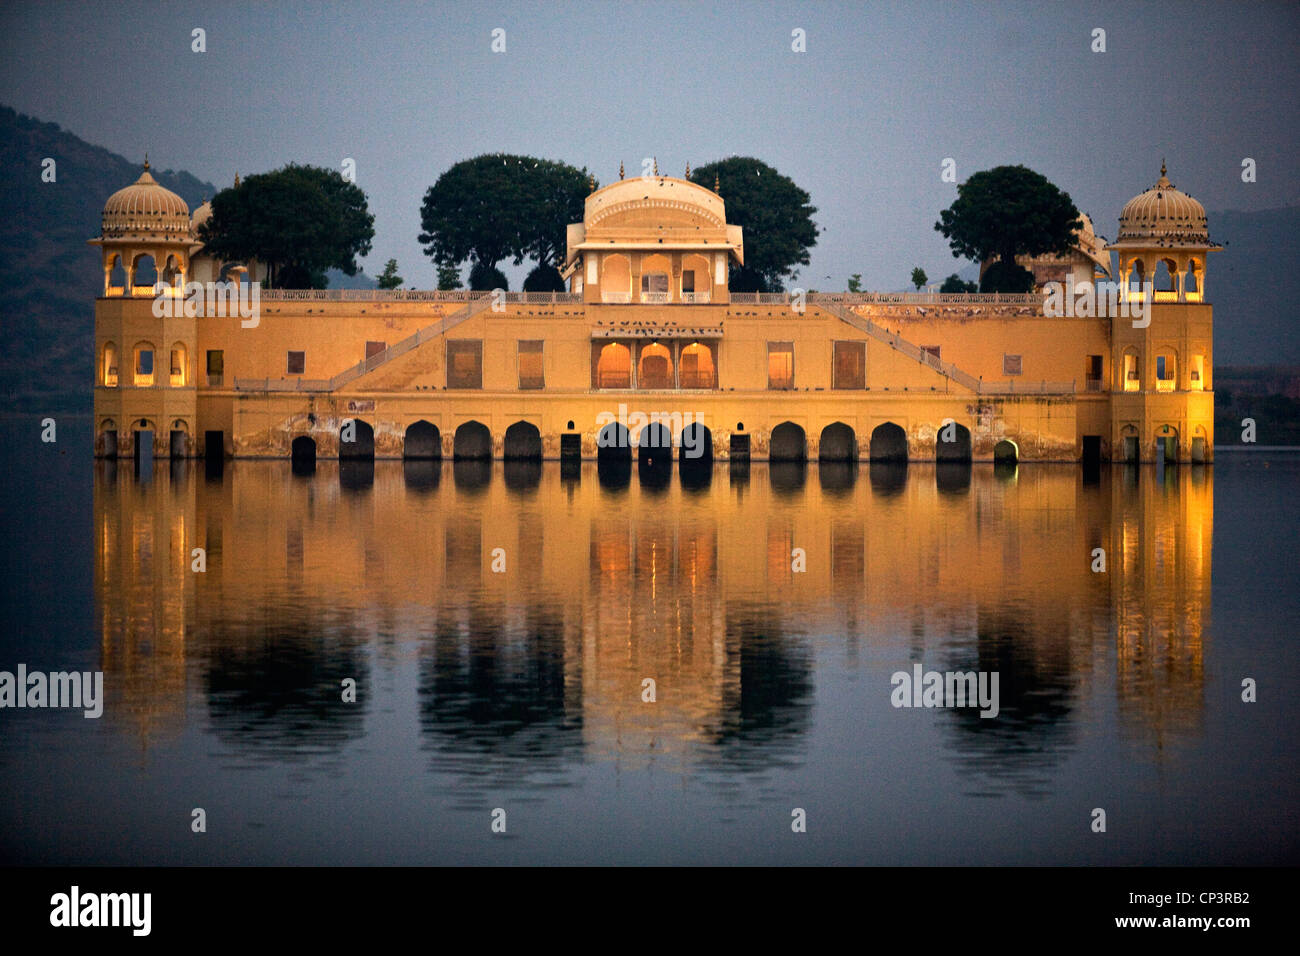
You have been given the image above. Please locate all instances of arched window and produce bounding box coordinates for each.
[106,254,126,295]
[1122,348,1140,392]
[133,342,156,387]
[637,342,674,389]
[131,254,158,295]
[102,342,118,387]
[680,342,716,388]
[640,253,671,303]
[601,255,631,303]
[1184,260,1201,301]
[170,342,188,387]
[1155,350,1177,392]
[596,342,632,388]
[681,254,712,303]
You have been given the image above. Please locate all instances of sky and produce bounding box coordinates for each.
[2,0,1298,290]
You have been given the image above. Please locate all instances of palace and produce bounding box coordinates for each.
[90,162,1217,463]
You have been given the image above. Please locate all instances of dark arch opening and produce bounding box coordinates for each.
[597,422,631,462]
[638,422,672,465]
[818,422,857,462]
[935,421,972,462]
[993,439,1018,464]
[504,421,542,460]
[339,418,374,459]
[769,422,807,462]
[453,421,492,460]
[869,423,908,462]
[680,423,713,463]
[404,420,441,459]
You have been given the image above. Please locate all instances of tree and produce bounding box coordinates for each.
[847,273,864,293]
[934,164,1080,293]
[198,163,375,289]
[523,264,566,292]
[436,263,462,290]
[911,267,928,291]
[376,258,402,290]
[419,153,591,282]
[689,157,818,292]
[939,273,979,293]
[469,261,508,291]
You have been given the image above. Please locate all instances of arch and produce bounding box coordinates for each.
[169,341,188,386]
[98,419,118,458]
[681,253,712,300]
[1125,256,1147,297]
[769,421,807,462]
[339,418,375,459]
[1155,348,1177,392]
[161,253,184,291]
[638,421,672,464]
[106,253,126,295]
[679,341,716,388]
[1155,425,1179,463]
[169,418,190,458]
[504,421,542,460]
[130,253,157,293]
[453,420,492,460]
[637,342,674,389]
[291,435,317,465]
[404,420,441,459]
[1122,346,1141,391]
[935,420,972,461]
[639,253,672,302]
[869,422,908,462]
[132,341,156,387]
[1153,257,1178,298]
[597,422,632,461]
[601,254,631,302]
[993,439,1019,463]
[1183,258,1201,300]
[679,422,713,462]
[596,342,632,388]
[102,342,119,387]
[818,422,857,462]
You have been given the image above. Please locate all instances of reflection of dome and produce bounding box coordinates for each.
[102,161,190,237]
[190,199,212,234]
[1116,163,1210,245]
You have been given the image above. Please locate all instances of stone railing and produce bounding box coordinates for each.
[980,380,1077,395]
[730,291,1048,306]
[601,292,632,304]
[259,289,582,303]
[640,291,670,304]
[680,292,711,304]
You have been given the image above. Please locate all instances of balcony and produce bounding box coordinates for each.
[680,292,710,304]
[1085,378,1103,392]
[640,291,670,304]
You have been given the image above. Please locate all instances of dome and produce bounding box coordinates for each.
[190,199,212,234]
[1116,163,1210,246]
[101,161,191,237]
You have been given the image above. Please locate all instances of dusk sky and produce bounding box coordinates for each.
[3,0,1297,289]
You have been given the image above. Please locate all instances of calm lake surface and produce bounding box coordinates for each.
[1,417,1297,865]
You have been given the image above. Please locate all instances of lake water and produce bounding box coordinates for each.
[1,418,1297,865]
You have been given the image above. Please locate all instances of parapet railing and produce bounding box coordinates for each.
[728,291,1048,306]
[259,289,583,303]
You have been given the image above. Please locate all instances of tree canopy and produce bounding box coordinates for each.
[934,165,1080,293]
[418,154,591,276]
[689,157,818,292]
[198,164,374,289]
[376,258,402,290]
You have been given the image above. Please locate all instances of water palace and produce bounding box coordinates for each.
[90,163,1217,465]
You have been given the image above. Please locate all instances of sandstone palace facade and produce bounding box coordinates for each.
[91,164,1217,464]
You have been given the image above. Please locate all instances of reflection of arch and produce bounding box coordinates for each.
[935,421,972,461]
[597,422,631,461]
[596,342,632,388]
[869,422,908,462]
[818,422,857,462]
[453,421,492,460]
[504,421,542,460]
[601,254,631,301]
[679,422,713,462]
[291,435,317,464]
[404,420,441,459]
[679,341,716,388]
[638,342,674,389]
[98,418,118,458]
[993,439,1018,463]
[769,422,807,462]
[102,342,118,387]
[340,418,374,459]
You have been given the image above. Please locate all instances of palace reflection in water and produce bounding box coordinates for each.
[92,456,1211,798]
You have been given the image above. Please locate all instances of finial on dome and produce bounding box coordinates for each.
[653,157,658,176]
[143,153,150,172]
[234,172,240,187]
[1161,158,1167,178]
[588,173,595,191]
[685,161,691,178]
[714,173,720,193]
[619,161,624,180]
